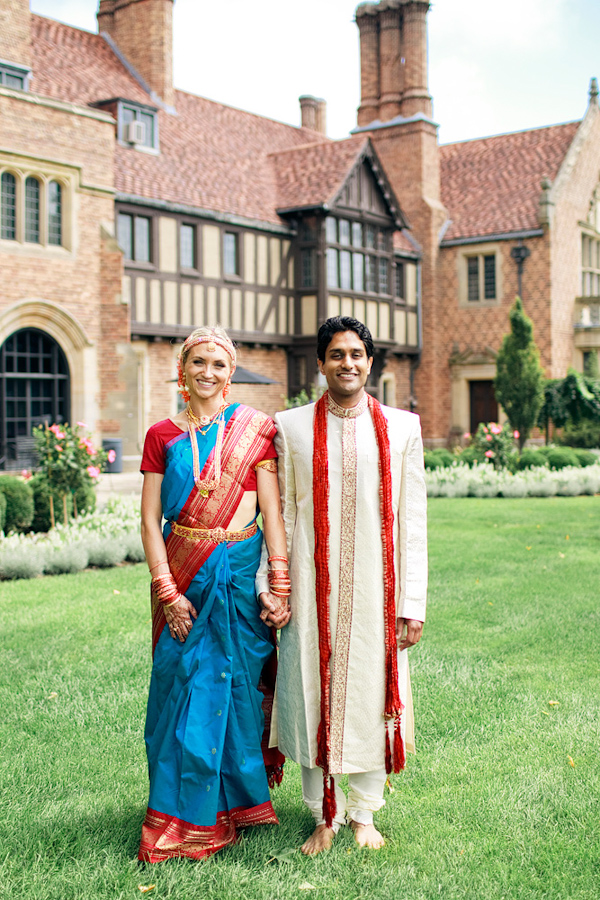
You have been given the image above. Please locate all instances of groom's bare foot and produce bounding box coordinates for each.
[350,820,385,849]
[301,824,336,856]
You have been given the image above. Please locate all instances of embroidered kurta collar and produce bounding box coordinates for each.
[326,391,369,419]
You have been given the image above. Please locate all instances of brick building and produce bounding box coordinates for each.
[1,0,598,468]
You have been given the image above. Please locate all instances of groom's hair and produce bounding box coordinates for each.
[316,316,374,362]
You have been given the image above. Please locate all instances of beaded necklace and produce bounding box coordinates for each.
[186,403,228,496]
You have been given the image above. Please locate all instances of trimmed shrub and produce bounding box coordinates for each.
[0,476,34,533]
[572,448,596,468]
[30,475,72,533]
[457,446,486,467]
[558,417,600,449]
[74,482,96,517]
[546,447,581,470]
[44,543,89,576]
[87,537,127,568]
[515,448,549,470]
[424,449,455,470]
[0,544,45,580]
[0,492,6,533]
[30,476,97,533]
[122,531,146,563]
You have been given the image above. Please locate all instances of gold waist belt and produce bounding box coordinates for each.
[169,520,258,544]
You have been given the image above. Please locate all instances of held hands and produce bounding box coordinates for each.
[396,617,423,652]
[259,591,292,629]
[164,596,198,642]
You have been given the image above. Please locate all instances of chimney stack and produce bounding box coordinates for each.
[300,95,327,135]
[355,0,432,126]
[356,4,380,127]
[97,0,175,108]
[0,0,32,69]
[400,0,432,118]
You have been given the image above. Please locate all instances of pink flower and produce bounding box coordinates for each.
[485,450,494,458]
[86,465,101,479]
[55,445,63,452]
[490,423,502,435]
[49,424,66,439]
[463,432,471,440]
[77,421,89,429]
[20,469,31,480]
[107,449,116,463]
[486,434,493,442]
[513,430,520,439]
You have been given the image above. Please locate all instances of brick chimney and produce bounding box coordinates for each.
[401,0,432,118]
[355,0,432,125]
[299,95,327,135]
[97,0,174,108]
[356,4,380,126]
[0,0,32,69]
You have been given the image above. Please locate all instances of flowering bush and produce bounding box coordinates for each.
[33,422,110,526]
[469,422,519,470]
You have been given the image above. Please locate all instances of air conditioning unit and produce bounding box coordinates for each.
[125,119,146,145]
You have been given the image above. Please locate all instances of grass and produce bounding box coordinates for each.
[0,496,598,899]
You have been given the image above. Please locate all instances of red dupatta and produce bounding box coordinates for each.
[312,391,405,827]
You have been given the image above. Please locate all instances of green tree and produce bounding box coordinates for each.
[494,297,545,451]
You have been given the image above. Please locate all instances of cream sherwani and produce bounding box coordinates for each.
[260,397,427,776]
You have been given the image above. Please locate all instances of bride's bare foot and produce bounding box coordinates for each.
[300,824,336,856]
[350,820,385,849]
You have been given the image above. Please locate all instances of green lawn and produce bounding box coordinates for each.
[0,496,598,900]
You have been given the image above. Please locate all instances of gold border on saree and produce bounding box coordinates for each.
[169,520,258,544]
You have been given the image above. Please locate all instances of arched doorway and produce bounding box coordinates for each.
[0,328,70,469]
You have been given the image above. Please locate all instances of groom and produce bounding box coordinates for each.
[259,316,428,855]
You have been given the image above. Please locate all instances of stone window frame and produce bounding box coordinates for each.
[580,230,600,298]
[0,164,72,252]
[457,242,502,308]
[0,61,31,91]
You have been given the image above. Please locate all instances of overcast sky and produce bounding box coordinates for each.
[30,0,600,145]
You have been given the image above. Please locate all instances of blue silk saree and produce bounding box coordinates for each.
[138,404,284,863]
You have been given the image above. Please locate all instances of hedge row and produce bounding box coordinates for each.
[424,446,598,472]
[0,474,96,534]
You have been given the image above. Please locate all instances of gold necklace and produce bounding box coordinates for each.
[186,404,228,496]
[187,403,225,435]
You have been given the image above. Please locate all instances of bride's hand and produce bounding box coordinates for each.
[165,596,198,642]
[259,591,291,629]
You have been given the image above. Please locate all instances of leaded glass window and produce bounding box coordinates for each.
[223,232,239,276]
[24,177,40,244]
[1,173,16,240]
[48,181,62,246]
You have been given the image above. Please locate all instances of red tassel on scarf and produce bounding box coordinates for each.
[323,774,337,829]
[385,722,392,775]
[393,713,406,772]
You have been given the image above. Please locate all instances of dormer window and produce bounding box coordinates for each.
[0,62,31,91]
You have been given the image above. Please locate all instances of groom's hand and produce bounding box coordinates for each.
[259,591,292,629]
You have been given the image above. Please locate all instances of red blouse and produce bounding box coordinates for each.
[140,417,277,491]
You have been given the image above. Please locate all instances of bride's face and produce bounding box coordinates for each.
[185,344,232,406]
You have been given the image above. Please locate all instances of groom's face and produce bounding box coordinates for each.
[318,330,373,405]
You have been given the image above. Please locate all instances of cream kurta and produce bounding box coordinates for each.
[258,399,427,775]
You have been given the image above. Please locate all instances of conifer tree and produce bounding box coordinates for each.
[494,297,545,451]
